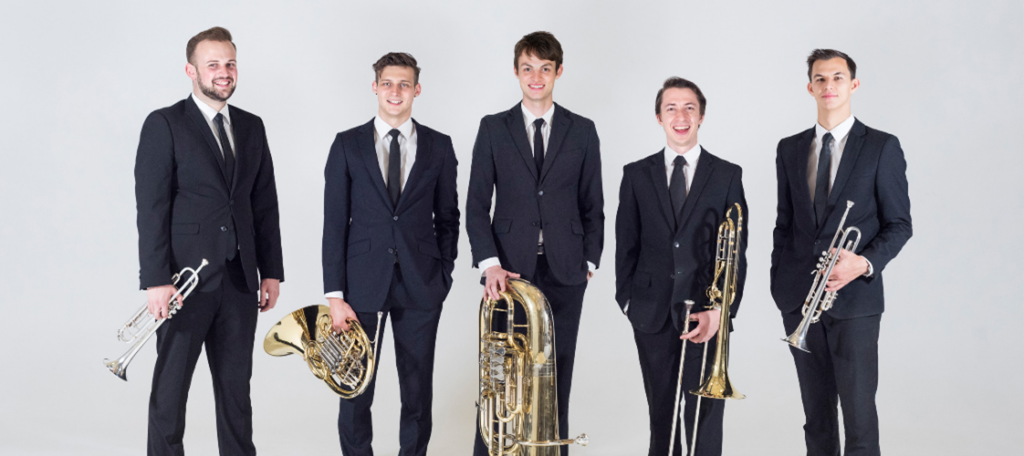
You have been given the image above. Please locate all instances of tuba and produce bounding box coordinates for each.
[478,279,588,456]
[783,200,862,353]
[104,259,209,381]
[264,305,383,398]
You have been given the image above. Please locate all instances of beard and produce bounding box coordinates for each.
[199,77,236,102]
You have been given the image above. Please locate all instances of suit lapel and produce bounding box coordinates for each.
[825,119,865,211]
[396,120,433,212]
[790,128,816,228]
[184,97,230,189]
[356,119,393,210]
[676,148,715,231]
[646,151,676,231]
[505,104,539,182]
[540,104,572,182]
[227,106,245,195]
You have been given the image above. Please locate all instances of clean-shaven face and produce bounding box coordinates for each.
[515,52,562,104]
[657,87,703,152]
[807,57,859,113]
[189,40,237,102]
[373,66,420,121]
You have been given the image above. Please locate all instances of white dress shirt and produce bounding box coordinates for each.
[478,102,596,275]
[807,115,873,277]
[325,116,417,300]
[664,143,701,193]
[191,93,235,157]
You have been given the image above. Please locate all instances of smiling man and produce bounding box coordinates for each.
[615,77,747,456]
[135,26,284,456]
[771,49,912,456]
[466,31,603,456]
[322,52,459,456]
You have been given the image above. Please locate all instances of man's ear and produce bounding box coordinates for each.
[371,80,378,95]
[185,63,197,81]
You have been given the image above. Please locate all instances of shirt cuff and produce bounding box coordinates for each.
[863,258,874,277]
[587,261,597,273]
[478,257,501,275]
[623,301,629,315]
[325,291,344,300]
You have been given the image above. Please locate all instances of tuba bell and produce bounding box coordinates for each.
[478,279,588,456]
[264,305,383,398]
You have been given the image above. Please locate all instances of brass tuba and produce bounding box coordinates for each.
[478,279,588,455]
[264,305,383,398]
[782,201,862,353]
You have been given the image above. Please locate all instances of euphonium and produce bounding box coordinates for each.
[478,279,588,456]
[264,305,383,398]
[691,202,746,401]
[104,258,209,381]
[783,200,862,352]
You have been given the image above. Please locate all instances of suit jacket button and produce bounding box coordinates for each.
[532,221,539,226]
[815,240,821,245]
[220,226,227,232]
[538,190,544,196]
[388,248,395,254]
[674,242,680,248]
[670,273,676,279]
[393,216,399,221]
[229,199,234,205]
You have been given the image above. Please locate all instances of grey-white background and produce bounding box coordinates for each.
[1,1,1020,455]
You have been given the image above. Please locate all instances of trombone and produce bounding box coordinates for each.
[103,259,209,381]
[782,201,862,352]
[668,203,745,456]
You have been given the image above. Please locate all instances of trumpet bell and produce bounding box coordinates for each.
[782,319,812,353]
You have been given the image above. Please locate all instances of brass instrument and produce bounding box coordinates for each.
[264,305,383,399]
[783,200,862,353]
[667,300,695,456]
[104,258,209,381]
[478,279,588,455]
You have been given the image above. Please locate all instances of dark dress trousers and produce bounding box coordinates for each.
[771,119,911,456]
[615,149,747,456]
[322,118,459,456]
[135,96,284,456]
[466,103,603,456]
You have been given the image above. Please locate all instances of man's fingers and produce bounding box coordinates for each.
[509,272,521,278]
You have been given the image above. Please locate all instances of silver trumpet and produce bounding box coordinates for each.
[783,201,862,352]
[104,259,209,381]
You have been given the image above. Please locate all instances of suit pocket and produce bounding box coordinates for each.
[418,240,443,259]
[493,218,512,234]
[570,219,585,235]
[171,223,200,235]
[347,238,371,258]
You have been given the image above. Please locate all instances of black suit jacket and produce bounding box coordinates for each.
[771,119,912,318]
[322,119,459,312]
[616,148,748,333]
[466,103,604,285]
[135,96,284,293]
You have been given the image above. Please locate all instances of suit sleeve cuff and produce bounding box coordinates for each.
[478,257,501,275]
[325,291,344,300]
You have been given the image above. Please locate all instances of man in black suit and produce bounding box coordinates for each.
[135,27,284,456]
[466,31,603,455]
[771,49,912,456]
[616,78,747,456]
[322,52,459,456]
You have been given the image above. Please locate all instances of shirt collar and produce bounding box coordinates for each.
[664,143,702,168]
[521,102,555,128]
[815,114,855,143]
[190,93,230,125]
[374,116,414,141]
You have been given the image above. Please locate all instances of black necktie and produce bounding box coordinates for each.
[388,129,402,207]
[814,132,833,226]
[533,118,545,176]
[214,113,234,188]
[669,155,687,226]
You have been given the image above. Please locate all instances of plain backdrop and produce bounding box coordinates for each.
[1,1,1021,455]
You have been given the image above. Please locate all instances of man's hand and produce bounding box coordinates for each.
[328,297,359,333]
[146,284,182,320]
[587,270,594,282]
[483,265,521,301]
[825,248,869,292]
[259,278,280,312]
[680,309,721,343]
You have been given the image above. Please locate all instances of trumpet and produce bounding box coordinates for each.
[104,259,209,381]
[478,279,588,455]
[264,305,384,399]
[783,200,862,352]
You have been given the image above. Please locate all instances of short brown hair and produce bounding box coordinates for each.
[514,31,563,71]
[806,49,857,81]
[373,52,421,85]
[186,27,235,65]
[655,77,706,116]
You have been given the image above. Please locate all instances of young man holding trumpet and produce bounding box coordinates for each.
[615,77,748,456]
[771,49,912,456]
